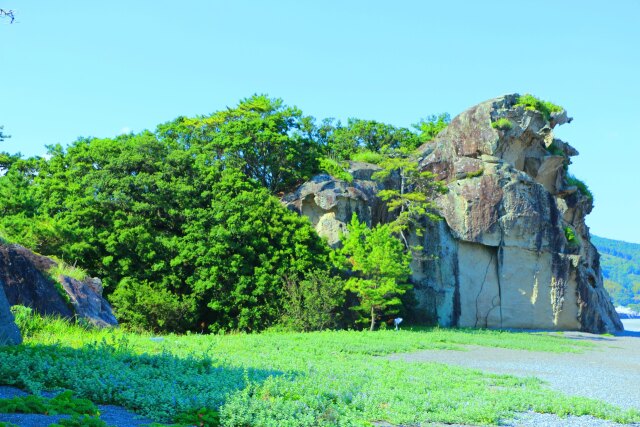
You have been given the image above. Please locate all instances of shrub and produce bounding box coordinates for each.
[280,269,346,332]
[515,94,564,121]
[465,168,484,179]
[564,226,577,244]
[49,258,88,282]
[491,118,512,131]
[566,174,594,201]
[351,150,385,164]
[318,157,353,183]
[49,415,110,427]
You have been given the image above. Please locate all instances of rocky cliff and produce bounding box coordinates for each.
[0,243,117,334]
[285,94,623,333]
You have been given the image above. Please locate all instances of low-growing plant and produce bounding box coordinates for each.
[565,226,577,245]
[465,168,484,179]
[3,315,637,426]
[0,422,19,427]
[351,150,385,164]
[49,415,111,427]
[49,257,88,282]
[491,117,512,131]
[0,391,98,417]
[318,157,353,183]
[173,407,221,427]
[566,174,594,201]
[515,93,564,121]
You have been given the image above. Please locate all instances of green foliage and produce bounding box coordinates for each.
[49,258,88,282]
[336,215,412,330]
[322,118,421,160]
[0,391,99,416]
[465,168,484,179]
[350,150,385,164]
[173,407,221,427]
[49,415,111,427]
[280,269,346,332]
[593,235,640,307]
[2,318,636,426]
[10,305,48,338]
[413,113,450,143]
[0,422,19,427]
[491,117,513,131]
[566,174,594,201]
[0,124,332,333]
[373,155,447,248]
[318,157,353,183]
[515,93,564,121]
[546,141,565,157]
[564,226,577,245]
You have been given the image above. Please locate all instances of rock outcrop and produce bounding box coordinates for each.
[286,94,623,333]
[0,243,117,328]
[0,284,21,345]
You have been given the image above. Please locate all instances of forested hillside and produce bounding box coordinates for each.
[0,95,448,333]
[593,235,640,311]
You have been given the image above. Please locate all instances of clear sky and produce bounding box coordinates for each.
[1,1,639,242]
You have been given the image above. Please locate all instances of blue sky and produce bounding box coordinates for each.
[1,1,639,242]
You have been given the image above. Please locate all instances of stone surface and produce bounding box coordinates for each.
[0,284,21,345]
[0,243,117,328]
[285,94,622,333]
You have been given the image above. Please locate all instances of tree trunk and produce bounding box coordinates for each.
[370,306,376,331]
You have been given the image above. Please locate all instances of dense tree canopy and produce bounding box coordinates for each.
[0,96,450,332]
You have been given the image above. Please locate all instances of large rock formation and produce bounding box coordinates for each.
[286,94,623,333]
[0,243,117,328]
[0,284,21,345]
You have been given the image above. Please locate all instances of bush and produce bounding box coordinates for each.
[491,118,512,131]
[281,269,346,332]
[351,150,385,164]
[318,157,353,183]
[515,94,564,121]
[465,168,484,179]
[564,226,577,245]
[566,174,594,201]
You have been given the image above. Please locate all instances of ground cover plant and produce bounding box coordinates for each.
[1,313,639,426]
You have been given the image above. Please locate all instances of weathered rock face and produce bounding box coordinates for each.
[0,243,117,328]
[285,94,623,333]
[0,284,21,345]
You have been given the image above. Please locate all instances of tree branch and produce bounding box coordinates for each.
[0,9,15,23]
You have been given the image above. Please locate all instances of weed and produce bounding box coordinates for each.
[566,174,594,201]
[465,168,484,179]
[491,118,512,131]
[515,94,564,121]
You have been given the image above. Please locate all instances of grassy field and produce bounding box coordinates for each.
[1,312,638,426]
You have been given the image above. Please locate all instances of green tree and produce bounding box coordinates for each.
[413,113,450,143]
[336,214,411,330]
[373,155,447,249]
[157,94,320,193]
[324,119,421,160]
[280,268,345,331]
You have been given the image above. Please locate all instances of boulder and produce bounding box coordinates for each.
[0,243,117,328]
[0,284,21,345]
[285,94,622,333]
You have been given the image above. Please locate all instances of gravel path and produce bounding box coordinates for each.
[0,386,154,427]
[387,328,640,426]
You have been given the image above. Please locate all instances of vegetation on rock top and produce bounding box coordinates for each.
[515,93,564,121]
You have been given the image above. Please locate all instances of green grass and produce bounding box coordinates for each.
[491,117,513,131]
[515,94,564,121]
[465,168,484,179]
[566,174,594,201]
[49,257,88,282]
[1,313,638,426]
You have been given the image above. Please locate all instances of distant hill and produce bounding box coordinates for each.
[592,235,640,310]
